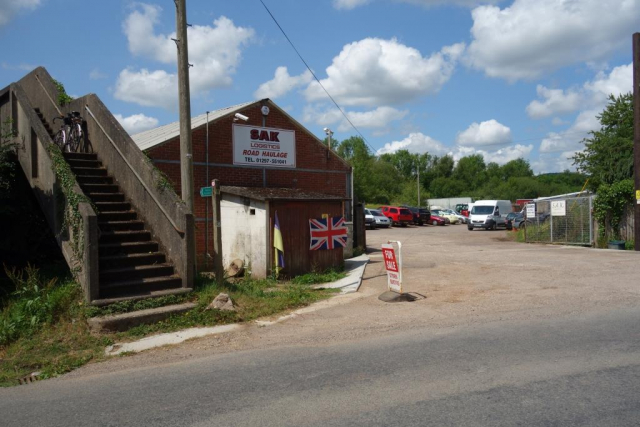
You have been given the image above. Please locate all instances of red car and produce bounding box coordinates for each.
[429,214,446,226]
[378,206,413,227]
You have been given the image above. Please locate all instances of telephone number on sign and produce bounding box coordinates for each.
[243,156,290,165]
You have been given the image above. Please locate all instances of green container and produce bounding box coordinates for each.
[608,240,626,250]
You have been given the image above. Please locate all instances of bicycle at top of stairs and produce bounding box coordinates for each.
[53,111,83,153]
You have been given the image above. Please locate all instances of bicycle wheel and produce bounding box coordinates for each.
[53,130,66,151]
[69,127,81,152]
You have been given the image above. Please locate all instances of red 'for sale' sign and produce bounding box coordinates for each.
[382,248,399,272]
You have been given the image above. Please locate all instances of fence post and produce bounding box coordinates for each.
[589,196,595,246]
[550,211,554,244]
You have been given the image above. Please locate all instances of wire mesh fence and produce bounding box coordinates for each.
[524,196,593,246]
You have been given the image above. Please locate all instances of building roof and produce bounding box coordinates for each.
[221,186,349,201]
[131,100,257,151]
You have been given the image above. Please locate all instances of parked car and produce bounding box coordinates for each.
[429,214,446,226]
[364,209,376,229]
[402,206,431,225]
[431,209,459,225]
[379,206,413,227]
[508,212,525,229]
[455,203,470,217]
[443,208,468,224]
[468,200,513,231]
[370,209,391,228]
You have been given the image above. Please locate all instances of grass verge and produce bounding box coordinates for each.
[0,266,340,387]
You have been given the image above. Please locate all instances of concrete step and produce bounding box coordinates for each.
[98,220,145,232]
[99,275,182,299]
[64,152,98,161]
[67,158,101,169]
[98,210,137,222]
[95,201,131,212]
[90,287,192,307]
[100,263,174,283]
[99,240,159,256]
[72,167,108,177]
[99,230,151,244]
[80,182,118,192]
[88,302,197,333]
[89,192,125,203]
[99,252,166,269]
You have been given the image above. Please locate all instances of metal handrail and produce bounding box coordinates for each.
[84,105,185,235]
[34,74,63,116]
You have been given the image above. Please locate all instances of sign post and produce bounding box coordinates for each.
[382,241,402,294]
[211,179,224,285]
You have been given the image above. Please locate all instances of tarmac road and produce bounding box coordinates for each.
[2,225,639,426]
[1,307,639,426]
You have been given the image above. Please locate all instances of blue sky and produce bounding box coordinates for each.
[1,0,637,173]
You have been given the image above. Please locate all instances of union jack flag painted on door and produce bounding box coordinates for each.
[309,216,348,250]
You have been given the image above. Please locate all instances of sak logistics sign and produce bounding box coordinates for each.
[233,124,296,168]
[382,242,402,293]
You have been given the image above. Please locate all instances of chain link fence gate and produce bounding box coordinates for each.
[524,196,593,246]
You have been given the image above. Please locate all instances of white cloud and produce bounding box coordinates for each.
[304,38,465,107]
[532,63,632,172]
[116,4,254,108]
[89,68,107,80]
[114,113,159,135]
[333,0,500,10]
[453,144,533,164]
[540,109,600,154]
[115,68,177,109]
[551,117,570,126]
[254,67,313,100]
[0,0,40,27]
[303,105,408,133]
[584,63,633,99]
[333,0,371,9]
[526,86,582,119]
[526,63,632,119]
[465,0,640,81]
[456,119,512,147]
[377,132,448,155]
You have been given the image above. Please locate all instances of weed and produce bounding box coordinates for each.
[0,265,78,346]
[291,268,346,285]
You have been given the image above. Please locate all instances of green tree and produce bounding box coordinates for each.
[453,154,486,187]
[429,177,466,198]
[572,93,634,189]
[500,158,533,180]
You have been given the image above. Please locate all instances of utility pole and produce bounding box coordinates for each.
[211,179,224,284]
[175,0,194,213]
[633,33,640,251]
[416,155,421,207]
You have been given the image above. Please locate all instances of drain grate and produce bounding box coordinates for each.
[18,371,41,385]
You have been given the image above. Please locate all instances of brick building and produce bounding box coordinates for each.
[132,99,353,276]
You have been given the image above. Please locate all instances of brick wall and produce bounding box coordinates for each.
[145,102,352,263]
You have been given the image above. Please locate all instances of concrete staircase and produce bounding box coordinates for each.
[3,68,195,304]
[66,152,182,299]
[32,107,183,300]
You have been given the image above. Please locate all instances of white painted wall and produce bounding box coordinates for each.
[220,195,268,278]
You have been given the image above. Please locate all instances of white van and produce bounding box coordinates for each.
[468,200,512,231]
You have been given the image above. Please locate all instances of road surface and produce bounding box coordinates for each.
[2,225,639,426]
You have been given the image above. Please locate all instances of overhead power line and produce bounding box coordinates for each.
[257,0,378,154]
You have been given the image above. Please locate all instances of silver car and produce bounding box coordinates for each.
[369,209,391,228]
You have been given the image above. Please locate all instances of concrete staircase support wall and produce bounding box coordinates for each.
[1,82,100,301]
[67,94,194,291]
